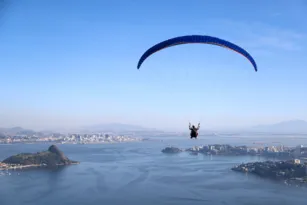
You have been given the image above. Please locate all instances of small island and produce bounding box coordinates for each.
[0,145,79,170]
[232,159,307,185]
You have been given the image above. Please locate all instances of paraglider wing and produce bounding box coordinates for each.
[137,35,257,72]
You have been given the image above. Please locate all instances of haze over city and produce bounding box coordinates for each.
[0,0,306,131]
[2,2,307,205]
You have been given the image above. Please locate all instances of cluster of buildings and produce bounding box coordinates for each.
[0,162,40,171]
[232,159,307,185]
[0,133,142,144]
[185,144,293,157]
[293,145,307,158]
[163,144,307,162]
[0,163,8,170]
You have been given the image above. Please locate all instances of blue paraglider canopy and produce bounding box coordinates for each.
[137,35,257,72]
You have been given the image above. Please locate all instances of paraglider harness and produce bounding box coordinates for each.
[189,123,200,139]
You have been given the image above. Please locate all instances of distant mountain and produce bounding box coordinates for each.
[0,123,163,136]
[250,120,307,134]
[0,127,36,136]
[79,123,160,133]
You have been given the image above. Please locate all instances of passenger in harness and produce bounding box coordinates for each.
[189,122,200,139]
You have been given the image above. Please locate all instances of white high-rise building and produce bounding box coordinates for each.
[294,145,303,158]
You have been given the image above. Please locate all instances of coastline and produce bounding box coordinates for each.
[0,162,80,171]
[0,139,145,145]
[231,160,307,186]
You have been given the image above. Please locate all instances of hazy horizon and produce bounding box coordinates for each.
[1,0,306,131]
[1,120,307,134]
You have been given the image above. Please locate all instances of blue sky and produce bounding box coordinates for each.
[0,0,306,131]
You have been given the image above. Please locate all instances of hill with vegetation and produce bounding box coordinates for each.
[2,145,79,167]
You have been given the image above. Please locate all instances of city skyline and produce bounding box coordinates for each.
[0,0,306,131]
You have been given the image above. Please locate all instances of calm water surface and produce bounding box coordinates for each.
[0,136,307,205]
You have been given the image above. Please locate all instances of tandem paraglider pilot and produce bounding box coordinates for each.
[189,122,200,139]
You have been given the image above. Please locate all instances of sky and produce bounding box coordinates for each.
[0,0,306,131]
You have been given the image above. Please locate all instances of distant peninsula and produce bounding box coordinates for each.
[0,145,79,170]
[232,159,307,186]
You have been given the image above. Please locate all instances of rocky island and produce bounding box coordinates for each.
[0,145,79,170]
[232,159,307,186]
[162,144,293,158]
